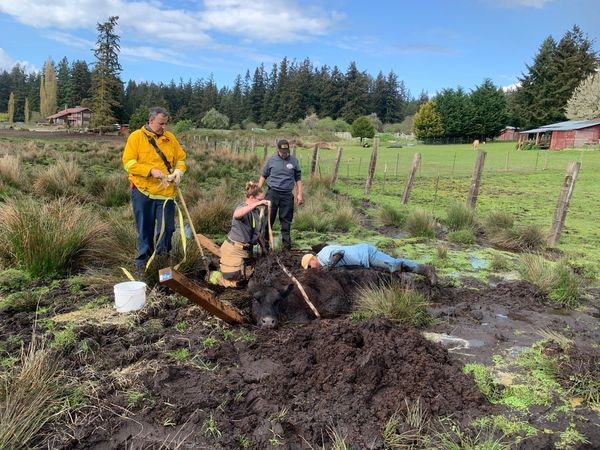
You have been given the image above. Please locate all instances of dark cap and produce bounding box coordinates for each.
[277,139,290,153]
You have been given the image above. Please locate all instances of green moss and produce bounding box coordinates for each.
[472,415,538,437]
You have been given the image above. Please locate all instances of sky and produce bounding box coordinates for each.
[0,0,599,98]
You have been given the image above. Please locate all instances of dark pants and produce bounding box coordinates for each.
[131,187,175,268]
[265,189,294,248]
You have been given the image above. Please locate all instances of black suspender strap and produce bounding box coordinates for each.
[147,136,173,174]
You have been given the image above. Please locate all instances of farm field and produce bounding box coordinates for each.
[0,130,599,449]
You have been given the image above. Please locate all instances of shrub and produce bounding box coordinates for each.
[448,228,475,245]
[0,154,22,186]
[0,197,114,278]
[0,268,31,293]
[445,203,475,231]
[405,208,436,239]
[482,210,514,232]
[519,255,582,309]
[353,282,432,327]
[0,343,65,449]
[376,204,408,227]
[488,223,546,252]
[173,119,194,134]
[33,159,83,198]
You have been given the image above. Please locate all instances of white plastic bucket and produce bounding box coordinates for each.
[114,281,146,312]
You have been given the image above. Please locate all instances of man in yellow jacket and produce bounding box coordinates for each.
[122,106,186,271]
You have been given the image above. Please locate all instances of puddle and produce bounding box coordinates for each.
[469,256,487,269]
[422,332,484,352]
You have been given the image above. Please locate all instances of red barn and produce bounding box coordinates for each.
[497,126,519,141]
[518,119,600,150]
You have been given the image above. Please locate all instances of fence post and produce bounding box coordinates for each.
[401,152,421,205]
[451,152,457,176]
[331,147,343,185]
[382,163,387,193]
[395,152,400,178]
[263,143,268,161]
[310,143,319,177]
[467,151,487,209]
[364,138,379,194]
[251,136,255,154]
[548,161,581,245]
[292,143,297,157]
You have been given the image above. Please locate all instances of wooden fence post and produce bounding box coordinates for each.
[401,152,421,205]
[395,152,400,178]
[292,143,296,157]
[251,136,255,153]
[310,143,319,176]
[364,138,379,194]
[263,143,268,160]
[548,161,581,245]
[467,151,487,209]
[331,147,343,185]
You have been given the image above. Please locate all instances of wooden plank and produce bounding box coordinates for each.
[195,232,221,257]
[159,267,245,324]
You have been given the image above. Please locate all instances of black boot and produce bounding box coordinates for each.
[416,265,437,285]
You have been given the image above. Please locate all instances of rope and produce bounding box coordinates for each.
[275,256,320,319]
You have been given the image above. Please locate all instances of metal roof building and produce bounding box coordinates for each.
[518,119,600,150]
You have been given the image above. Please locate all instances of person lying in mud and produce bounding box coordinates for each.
[301,243,437,285]
[208,181,269,288]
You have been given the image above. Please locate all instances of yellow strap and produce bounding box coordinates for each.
[120,267,136,281]
[173,200,186,270]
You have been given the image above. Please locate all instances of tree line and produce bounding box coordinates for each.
[0,18,598,140]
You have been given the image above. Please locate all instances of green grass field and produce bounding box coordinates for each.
[287,140,600,264]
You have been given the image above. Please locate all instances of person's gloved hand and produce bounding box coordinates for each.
[167,168,184,185]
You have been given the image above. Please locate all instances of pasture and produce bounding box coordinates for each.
[0,130,598,449]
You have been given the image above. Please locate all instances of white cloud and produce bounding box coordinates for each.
[199,0,341,43]
[0,0,341,48]
[0,48,38,73]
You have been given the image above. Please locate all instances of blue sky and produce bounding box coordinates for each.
[0,0,598,98]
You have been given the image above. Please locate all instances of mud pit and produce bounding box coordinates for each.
[2,253,599,449]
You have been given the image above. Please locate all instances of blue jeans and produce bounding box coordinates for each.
[131,187,175,268]
[366,245,419,272]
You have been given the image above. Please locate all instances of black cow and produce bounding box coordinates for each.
[248,265,392,328]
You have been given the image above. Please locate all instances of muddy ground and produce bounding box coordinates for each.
[1,249,599,449]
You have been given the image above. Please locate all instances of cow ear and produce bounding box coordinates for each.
[277,283,294,298]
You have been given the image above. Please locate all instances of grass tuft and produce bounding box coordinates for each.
[0,196,115,278]
[376,204,408,227]
[405,208,436,239]
[353,281,432,327]
[0,342,66,449]
[445,202,476,231]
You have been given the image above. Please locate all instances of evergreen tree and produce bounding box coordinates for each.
[340,62,369,124]
[40,58,58,118]
[566,72,600,120]
[351,116,375,143]
[0,70,11,112]
[413,101,444,141]
[320,65,345,120]
[56,56,70,109]
[90,16,123,132]
[470,79,507,140]
[434,87,475,140]
[513,27,598,129]
[249,64,267,124]
[70,60,92,106]
[8,65,27,122]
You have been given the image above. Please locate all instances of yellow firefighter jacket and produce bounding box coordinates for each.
[122,127,186,199]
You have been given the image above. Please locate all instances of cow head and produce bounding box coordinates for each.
[248,278,294,328]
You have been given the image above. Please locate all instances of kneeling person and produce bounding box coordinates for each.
[301,243,437,285]
[210,182,269,287]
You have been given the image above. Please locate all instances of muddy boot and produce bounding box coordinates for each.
[416,265,437,285]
